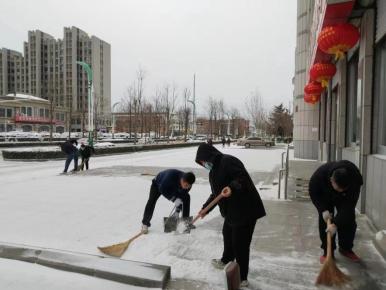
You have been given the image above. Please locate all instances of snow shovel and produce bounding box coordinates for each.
[97,231,144,257]
[163,205,193,233]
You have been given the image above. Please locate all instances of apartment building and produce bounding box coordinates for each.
[0,26,111,132]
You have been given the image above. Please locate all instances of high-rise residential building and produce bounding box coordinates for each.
[0,48,24,95]
[63,27,111,131]
[0,26,111,132]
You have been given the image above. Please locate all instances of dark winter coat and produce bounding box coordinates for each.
[79,145,95,159]
[61,140,77,155]
[195,143,266,226]
[154,169,190,201]
[309,160,363,225]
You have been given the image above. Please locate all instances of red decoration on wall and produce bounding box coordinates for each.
[304,81,324,96]
[304,94,320,105]
[317,23,360,60]
[309,63,337,88]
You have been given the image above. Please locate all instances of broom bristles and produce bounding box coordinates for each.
[315,256,350,286]
[98,240,130,257]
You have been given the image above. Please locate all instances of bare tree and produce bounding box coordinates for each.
[161,83,178,140]
[245,89,266,136]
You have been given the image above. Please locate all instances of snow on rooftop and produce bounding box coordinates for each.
[5,93,49,102]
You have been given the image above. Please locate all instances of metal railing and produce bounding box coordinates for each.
[278,144,290,199]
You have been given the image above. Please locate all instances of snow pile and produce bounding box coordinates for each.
[375,230,386,241]
[93,142,115,148]
[3,146,61,152]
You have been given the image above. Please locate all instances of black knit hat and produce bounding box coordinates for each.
[183,172,196,185]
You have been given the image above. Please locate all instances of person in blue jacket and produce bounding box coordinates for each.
[141,169,196,233]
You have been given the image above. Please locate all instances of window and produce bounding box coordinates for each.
[39,108,44,117]
[346,53,359,146]
[376,38,386,153]
[27,107,32,116]
[0,108,12,118]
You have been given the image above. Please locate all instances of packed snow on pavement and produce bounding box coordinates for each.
[0,144,289,289]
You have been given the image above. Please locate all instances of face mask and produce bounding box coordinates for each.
[203,162,213,171]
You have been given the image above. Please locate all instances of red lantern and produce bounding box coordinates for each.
[304,81,324,96]
[318,23,360,60]
[310,63,337,88]
[304,94,320,104]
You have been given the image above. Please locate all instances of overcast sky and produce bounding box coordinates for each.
[0,0,296,115]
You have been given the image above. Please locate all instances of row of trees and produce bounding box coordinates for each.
[118,68,194,141]
[117,68,293,140]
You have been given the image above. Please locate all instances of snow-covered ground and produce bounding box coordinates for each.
[0,145,287,289]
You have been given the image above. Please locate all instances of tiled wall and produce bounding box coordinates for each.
[366,155,386,230]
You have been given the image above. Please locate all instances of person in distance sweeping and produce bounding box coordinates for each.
[195,143,266,288]
[309,160,363,264]
[141,169,196,234]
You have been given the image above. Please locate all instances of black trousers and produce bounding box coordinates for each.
[80,157,89,170]
[142,182,190,227]
[221,219,257,281]
[318,205,357,253]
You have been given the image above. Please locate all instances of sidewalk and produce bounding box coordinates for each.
[168,199,386,290]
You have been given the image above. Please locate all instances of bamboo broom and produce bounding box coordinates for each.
[315,218,350,286]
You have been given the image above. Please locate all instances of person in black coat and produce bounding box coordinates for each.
[61,139,78,173]
[141,169,196,233]
[79,143,95,170]
[195,143,266,286]
[309,160,363,264]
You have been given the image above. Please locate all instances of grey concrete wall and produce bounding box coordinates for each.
[294,140,319,159]
[365,155,386,230]
[342,147,360,167]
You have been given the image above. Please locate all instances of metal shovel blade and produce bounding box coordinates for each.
[163,216,193,233]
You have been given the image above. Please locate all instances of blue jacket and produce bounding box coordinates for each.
[154,169,190,201]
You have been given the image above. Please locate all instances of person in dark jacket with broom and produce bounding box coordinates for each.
[309,160,363,264]
[195,143,266,288]
[141,169,196,234]
[79,143,95,170]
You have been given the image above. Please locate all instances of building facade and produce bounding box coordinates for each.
[0,26,111,133]
[0,48,24,96]
[293,0,318,159]
[293,0,386,231]
[195,117,250,138]
[0,93,66,133]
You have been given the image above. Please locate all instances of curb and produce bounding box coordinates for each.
[0,243,170,288]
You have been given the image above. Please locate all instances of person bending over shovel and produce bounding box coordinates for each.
[195,143,266,288]
[309,160,363,264]
[141,169,196,234]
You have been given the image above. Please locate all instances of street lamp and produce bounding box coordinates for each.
[76,61,94,146]
[112,102,120,139]
[187,74,196,136]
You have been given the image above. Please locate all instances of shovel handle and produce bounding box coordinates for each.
[192,194,224,224]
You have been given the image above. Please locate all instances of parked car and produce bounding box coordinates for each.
[237,137,275,148]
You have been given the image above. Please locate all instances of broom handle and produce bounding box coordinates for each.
[192,194,224,224]
[130,231,144,243]
[326,218,333,259]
